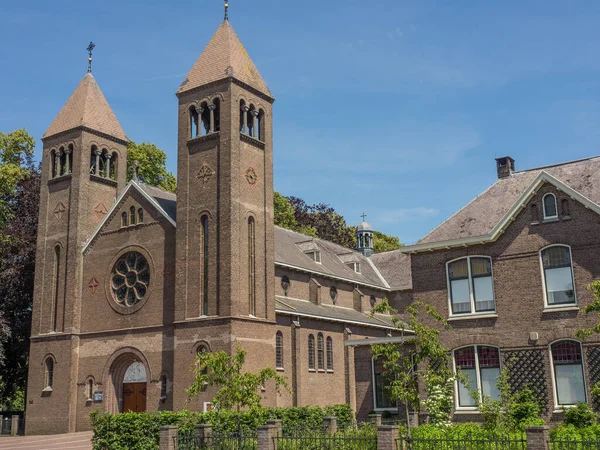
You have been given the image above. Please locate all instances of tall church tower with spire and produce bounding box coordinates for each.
[172,10,277,408]
[26,70,128,433]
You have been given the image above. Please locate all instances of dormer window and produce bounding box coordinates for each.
[306,251,321,264]
[347,262,361,273]
[543,193,558,220]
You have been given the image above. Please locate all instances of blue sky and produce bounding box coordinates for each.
[2,1,600,244]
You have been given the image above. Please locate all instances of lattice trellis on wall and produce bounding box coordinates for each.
[587,346,600,411]
[503,349,549,413]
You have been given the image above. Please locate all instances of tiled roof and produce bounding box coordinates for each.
[418,156,600,244]
[274,227,389,289]
[43,73,126,141]
[178,21,271,96]
[275,297,396,329]
[137,183,177,222]
[370,250,412,290]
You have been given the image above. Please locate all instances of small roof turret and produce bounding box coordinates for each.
[357,221,372,232]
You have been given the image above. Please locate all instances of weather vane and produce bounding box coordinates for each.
[361,213,367,221]
[87,41,96,73]
[224,0,229,22]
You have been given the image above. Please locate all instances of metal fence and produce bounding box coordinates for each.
[397,434,527,450]
[177,429,258,450]
[550,439,600,450]
[275,428,377,450]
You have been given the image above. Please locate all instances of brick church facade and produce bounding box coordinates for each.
[25,12,600,435]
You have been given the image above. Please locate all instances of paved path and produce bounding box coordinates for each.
[0,431,93,450]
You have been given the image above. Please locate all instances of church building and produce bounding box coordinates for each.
[25,5,600,436]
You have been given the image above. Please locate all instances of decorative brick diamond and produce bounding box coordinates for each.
[196,163,215,185]
[88,277,99,294]
[245,167,258,186]
[93,202,108,220]
[53,202,66,220]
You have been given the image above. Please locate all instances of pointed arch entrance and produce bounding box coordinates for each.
[104,348,149,414]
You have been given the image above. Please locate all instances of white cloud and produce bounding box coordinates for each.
[376,207,439,224]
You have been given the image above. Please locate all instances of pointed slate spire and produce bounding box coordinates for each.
[43,73,127,141]
[177,21,272,97]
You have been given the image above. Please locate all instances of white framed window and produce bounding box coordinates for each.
[372,357,395,410]
[447,256,495,316]
[305,251,321,264]
[550,340,586,406]
[543,193,558,220]
[453,345,501,409]
[540,245,576,306]
[347,262,361,273]
[276,331,284,369]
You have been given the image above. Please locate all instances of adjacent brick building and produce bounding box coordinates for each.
[26,11,600,435]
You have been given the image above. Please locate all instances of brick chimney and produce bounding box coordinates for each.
[495,156,515,179]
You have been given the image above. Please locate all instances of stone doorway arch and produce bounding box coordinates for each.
[103,347,150,414]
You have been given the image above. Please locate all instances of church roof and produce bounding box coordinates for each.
[274,227,389,290]
[43,73,127,141]
[177,21,272,97]
[137,183,177,222]
[410,156,600,249]
[370,250,412,290]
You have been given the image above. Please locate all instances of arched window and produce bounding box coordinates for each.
[201,215,209,315]
[308,334,315,370]
[190,106,199,138]
[240,100,248,134]
[130,206,136,226]
[90,145,101,176]
[454,345,500,408]
[281,275,290,296]
[551,340,586,405]
[330,286,338,303]
[121,212,128,227]
[52,245,61,332]
[44,358,54,390]
[99,149,109,178]
[160,375,167,399]
[196,345,209,375]
[138,208,144,224]
[317,333,324,370]
[199,101,210,136]
[543,193,558,219]
[248,217,256,316]
[110,151,118,180]
[248,105,257,138]
[541,245,575,306]
[210,99,220,133]
[326,337,333,370]
[370,295,376,308]
[276,331,284,369]
[50,149,58,178]
[66,145,73,175]
[59,147,66,176]
[257,109,265,141]
[87,379,94,400]
[447,257,495,315]
[530,203,539,223]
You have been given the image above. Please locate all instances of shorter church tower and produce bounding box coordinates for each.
[356,216,374,257]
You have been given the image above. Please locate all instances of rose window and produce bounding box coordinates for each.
[111,252,150,306]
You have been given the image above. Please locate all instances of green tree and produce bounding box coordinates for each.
[188,347,290,434]
[127,141,176,193]
[370,299,454,432]
[0,129,35,228]
[0,129,38,410]
[576,280,600,339]
[273,192,317,237]
[373,231,402,253]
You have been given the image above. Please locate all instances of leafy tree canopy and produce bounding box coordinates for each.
[0,128,38,410]
[273,192,401,251]
[127,141,177,193]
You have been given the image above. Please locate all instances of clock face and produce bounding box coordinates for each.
[245,167,258,185]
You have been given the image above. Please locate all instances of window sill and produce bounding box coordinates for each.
[48,174,72,184]
[448,313,498,322]
[89,174,117,187]
[317,369,326,373]
[308,369,316,373]
[454,409,481,415]
[276,367,284,372]
[543,306,579,313]
[542,217,559,223]
[373,407,397,413]
[240,132,266,150]
[42,387,53,393]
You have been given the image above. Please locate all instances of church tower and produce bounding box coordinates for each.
[174,12,275,322]
[173,8,276,409]
[26,65,128,433]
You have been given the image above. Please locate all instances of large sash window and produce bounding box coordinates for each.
[454,345,500,408]
[541,246,575,306]
[448,257,495,315]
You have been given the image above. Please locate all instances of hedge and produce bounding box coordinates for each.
[90,404,353,450]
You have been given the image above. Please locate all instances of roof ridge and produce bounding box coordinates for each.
[514,155,600,174]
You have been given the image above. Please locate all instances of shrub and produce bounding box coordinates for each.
[563,402,598,428]
[90,404,354,450]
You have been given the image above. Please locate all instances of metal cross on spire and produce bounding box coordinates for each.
[224,0,229,22]
[87,41,96,73]
[361,213,367,222]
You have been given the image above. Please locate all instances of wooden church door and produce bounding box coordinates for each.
[122,361,147,413]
